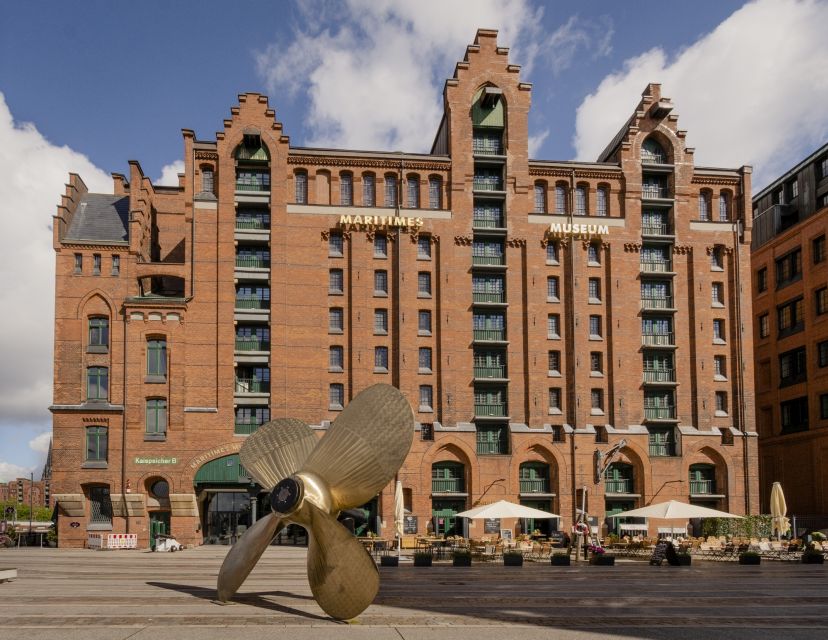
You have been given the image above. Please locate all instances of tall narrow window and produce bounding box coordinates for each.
[363,174,375,206]
[88,486,112,524]
[718,193,730,221]
[814,235,826,264]
[712,282,725,306]
[407,175,419,208]
[374,234,388,258]
[591,389,604,412]
[548,388,562,412]
[85,426,108,463]
[329,269,344,294]
[547,276,559,301]
[329,308,344,333]
[596,187,608,216]
[417,236,431,259]
[340,173,353,206]
[418,310,432,335]
[546,242,559,264]
[147,339,167,379]
[374,308,388,334]
[588,278,601,302]
[88,317,109,351]
[419,385,433,411]
[534,183,546,213]
[548,314,560,339]
[111,254,120,276]
[374,270,388,296]
[575,186,587,215]
[329,232,343,257]
[548,350,561,375]
[87,367,108,401]
[374,346,388,372]
[588,243,600,265]
[384,174,397,207]
[418,272,432,297]
[715,391,728,415]
[698,191,711,221]
[74,253,83,273]
[419,347,433,372]
[590,352,603,374]
[555,185,567,214]
[589,315,602,338]
[428,176,442,210]
[714,355,727,379]
[146,398,167,436]
[329,346,344,371]
[329,383,344,409]
[713,319,726,343]
[295,171,308,204]
[93,254,101,275]
[201,168,214,194]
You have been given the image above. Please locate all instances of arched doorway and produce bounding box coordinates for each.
[194,454,261,544]
[518,461,555,536]
[431,461,466,536]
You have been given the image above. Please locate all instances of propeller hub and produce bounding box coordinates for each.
[270,476,304,516]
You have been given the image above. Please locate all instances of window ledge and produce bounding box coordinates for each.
[86,345,109,354]
[547,297,560,303]
[588,261,601,267]
[417,256,432,261]
[418,331,432,337]
[144,433,167,442]
[374,330,388,336]
[329,404,343,411]
[548,408,563,415]
[81,461,108,469]
[590,372,604,378]
[589,298,602,305]
[328,366,343,373]
[417,293,432,299]
[329,290,344,296]
[373,367,388,374]
[87,523,113,531]
[711,266,724,272]
[714,374,728,382]
[548,334,561,340]
[329,329,344,335]
[714,410,728,417]
[712,302,725,308]
[419,406,434,413]
[418,368,432,375]
[328,252,344,258]
[144,375,167,384]
[713,339,727,345]
[373,291,388,298]
[548,371,561,377]
[589,335,603,341]
[546,260,560,266]
[373,255,388,260]
[591,409,605,416]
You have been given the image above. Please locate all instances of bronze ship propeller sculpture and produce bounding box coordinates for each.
[216,384,414,619]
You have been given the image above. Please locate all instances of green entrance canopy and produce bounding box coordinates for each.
[194,454,250,484]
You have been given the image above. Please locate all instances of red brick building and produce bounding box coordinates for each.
[51,30,758,548]
[751,143,828,517]
[0,477,50,509]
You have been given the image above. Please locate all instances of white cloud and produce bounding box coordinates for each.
[156,160,184,186]
[544,15,614,76]
[256,0,612,152]
[29,431,52,454]
[573,0,828,188]
[0,461,35,483]
[0,93,111,432]
[528,129,551,158]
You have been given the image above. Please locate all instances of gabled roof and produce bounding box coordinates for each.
[64,194,129,244]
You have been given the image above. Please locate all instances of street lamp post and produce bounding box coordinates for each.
[246,481,259,525]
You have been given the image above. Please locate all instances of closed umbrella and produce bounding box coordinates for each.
[770,482,790,541]
[456,500,559,520]
[394,480,404,554]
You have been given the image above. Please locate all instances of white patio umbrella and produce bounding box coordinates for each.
[770,482,790,540]
[394,480,405,554]
[607,500,742,520]
[456,500,560,520]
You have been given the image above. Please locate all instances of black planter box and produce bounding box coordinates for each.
[589,555,615,566]
[801,553,825,564]
[453,555,472,567]
[380,556,399,567]
[503,554,524,566]
[738,555,761,565]
[414,555,433,567]
[551,555,571,566]
[677,555,692,566]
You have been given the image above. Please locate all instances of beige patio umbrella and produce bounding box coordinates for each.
[770,482,790,541]
[456,500,560,520]
[394,480,405,554]
[608,500,742,520]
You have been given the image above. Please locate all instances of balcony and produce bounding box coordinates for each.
[641,296,674,310]
[473,291,505,303]
[235,337,270,351]
[235,297,269,310]
[472,254,505,266]
[605,478,632,494]
[690,479,716,495]
[432,478,465,493]
[643,369,676,383]
[644,406,677,420]
[641,223,673,236]
[234,421,264,435]
[235,174,270,192]
[235,255,269,269]
[474,403,507,417]
[642,186,671,199]
[236,215,270,230]
[519,479,550,494]
[641,333,675,347]
[473,214,505,229]
[472,137,504,156]
[473,365,507,379]
[473,328,506,341]
[640,260,673,273]
[649,441,677,457]
[234,378,269,394]
[473,177,504,192]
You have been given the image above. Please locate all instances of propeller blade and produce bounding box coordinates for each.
[300,384,413,511]
[304,501,379,620]
[216,512,282,602]
[239,418,317,490]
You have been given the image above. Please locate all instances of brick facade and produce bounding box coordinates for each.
[51,30,758,548]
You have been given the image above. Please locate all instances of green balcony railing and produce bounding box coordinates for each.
[235,216,270,230]
[472,137,504,155]
[235,255,269,268]
[690,479,715,494]
[649,441,677,457]
[473,328,506,341]
[641,333,674,346]
[641,223,672,236]
[473,365,507,379]
[477,440,508,455]
[234,421,263,435]
[472,254,505,266]
[235,297,269,309]
[640,260,673,273]
[642,296,673,310]
[235,175,270,192]
[605,478,632,493]
[473,291,505,303]
[474,403,507,417]
[432,478,465,493]
[644,406,677,420]
[643,369,676,383]
[473,214,505,229]
[519,479,549,493]
[473,177,504,191]
[235,337,270,351]
[642,186,670,199]
[234,378,269,394]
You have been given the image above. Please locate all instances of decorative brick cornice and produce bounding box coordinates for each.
[288,155,450,172]
[506,237,526,248]
[61,242,129,251]
[454,235,473,246]
[529,167,621,181]
[624,243,642,253]
[691,176,740,187]
[194,150,219,161]
[410,232,440,244]
[673,245,693,255]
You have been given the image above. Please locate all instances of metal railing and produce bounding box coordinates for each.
[432,478,465,493]
[642,186,670,199]
[472,254,505,266]
[649,441,677,457]
[235,337,269,351]
[473,328,506,341]
[236,216,270,230]
[690,479,715,494]
[472,137,504,155]
[235,297,269,309]
[473,291,505,303]
[477,440,508,455]
[235,255,269,268]
[640,260,673,273]
[644,406,677,420]
[641,223,672,236]
[234,421,263,435]
[473,214,505,228]
[642,296,673,310]
[605,479,632,493]
[519,479,549,493]
[473,365,507,379]
[643,368,676,383]
[474,403,507,417]
[235,176,271,192]
[234,378,269,394]
[473,177,504,191]
[642,333,674,346]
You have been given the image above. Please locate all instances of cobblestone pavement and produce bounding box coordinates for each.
[0,546,827,639]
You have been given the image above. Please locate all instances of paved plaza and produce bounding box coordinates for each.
[0,546,827,639]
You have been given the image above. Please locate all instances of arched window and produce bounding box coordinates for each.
[575,185,588,215]
[294,170,308,204]
[689,464,716,495]
[605,462,634,493]
[641,138,668,164]
[718,192,731,221]
[407,174,420,208]
[534,182,547,213]
[428,176,442,210]
[384,173,398,207]
[555,184,567,214]
[699,190,712,221]
[596,186,609,217]
[431,461,465,493]
[339,172,353,206]
[519,462,550,493]
[362,173,375,206]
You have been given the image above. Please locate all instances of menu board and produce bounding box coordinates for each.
[403,515,418,534]
[484,518,501,533]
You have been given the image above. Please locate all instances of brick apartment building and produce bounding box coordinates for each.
[0,477,50,510]
[751,143,828,516]
[50,30,758,548]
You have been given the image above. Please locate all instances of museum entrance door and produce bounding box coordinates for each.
[194,453,261,544]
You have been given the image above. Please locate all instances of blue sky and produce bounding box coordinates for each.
[1,0,827,480]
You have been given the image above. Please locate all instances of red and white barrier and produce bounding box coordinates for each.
[87,532,138,550]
